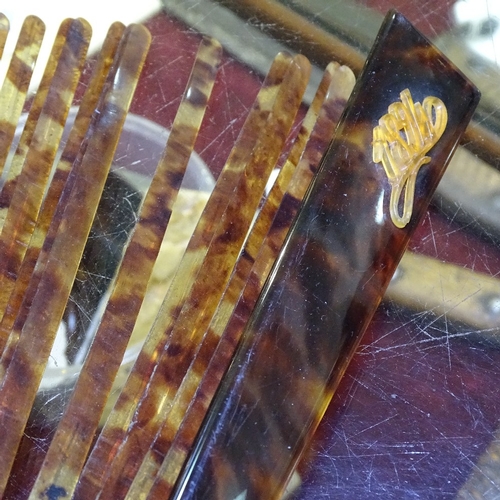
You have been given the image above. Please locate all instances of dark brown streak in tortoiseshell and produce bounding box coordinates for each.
[0,15,45,178]
[0,18,91,348]
[30,36,221,500]
[0,23,150,496]
[0,22,127,358]
[75,51,295,499]
[172,11,480,500]
[77,54,311,500]
[143,62,356,500]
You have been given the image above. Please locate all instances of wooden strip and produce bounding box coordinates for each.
[94,54,309,500]
[76,51,294,498]
[0,22,126,357]
[0,13,9,60]
[0,23,150,495]
[30,36,221,500]
[0,18,91,327]
[145,62,355,499]
[214,0,365,73]
[0,15,45,177]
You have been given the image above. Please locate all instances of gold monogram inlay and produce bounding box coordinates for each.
[372,89,447,228]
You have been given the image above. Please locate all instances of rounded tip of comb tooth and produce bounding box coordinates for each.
[0,13,9,31]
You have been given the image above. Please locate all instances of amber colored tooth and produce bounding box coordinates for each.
[29,36,220,500]
[75,51,294,499]
[76,53,309,500]
[122,62,355,500]
[0,13,9,60]
[101,55,309,500]
[0,18,91,334]
[0,23,150,496]
[0,18,86,225]
[171,12,480,500]
[0,22,126,356]
[0,16,45,177]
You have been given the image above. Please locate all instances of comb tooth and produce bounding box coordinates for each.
[75,51,294,497]
[0,16,45,177]
[30,36,220,500]
[87,54,310,500]
[0,18,82,217]
[0,23,125,355]
[0,14,9,60]
[0,18,91,329]
[142,62,356,499]
[0,22,126,359]
[0,23,150,496]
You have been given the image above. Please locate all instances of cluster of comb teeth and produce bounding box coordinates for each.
[0,13,354,499]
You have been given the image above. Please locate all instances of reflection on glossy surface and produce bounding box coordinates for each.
[173,11,479,499]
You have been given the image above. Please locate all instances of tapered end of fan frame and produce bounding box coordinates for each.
[0,11,357,500]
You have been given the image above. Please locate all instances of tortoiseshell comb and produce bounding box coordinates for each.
[0,11,354,498]
[0,13,219,495]
[171,11,480,500]
[0,18,153,494]
[0,8,479,500]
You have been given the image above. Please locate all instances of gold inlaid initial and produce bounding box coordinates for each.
[373,89,447,228]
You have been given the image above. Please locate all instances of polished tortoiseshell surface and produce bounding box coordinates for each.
[0,23,129,360]
[0,22,126,358]
[0,15,45,178]
[75,53,311,500]
[142,62,355,500]
[172,12,480,499]
[0,14,9,60]
[0,22,150,495]
[30,36,221,499]
[78,59,295,490]
[0,9,485,499]
[0,18,90,336]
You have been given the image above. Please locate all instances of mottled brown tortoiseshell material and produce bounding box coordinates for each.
[0,15,45,178]
[0,14,9,59]
[142,62,356,500]
[77,58,295,495]
[0,23,150,495]
[72,51,294,498]
[76,53,311,500]
[0,18,90,331]
[172,11,480,500]
[0,22,126,356]
[30,36,221,500]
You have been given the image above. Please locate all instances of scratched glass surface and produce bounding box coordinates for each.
[2,1,500,499]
